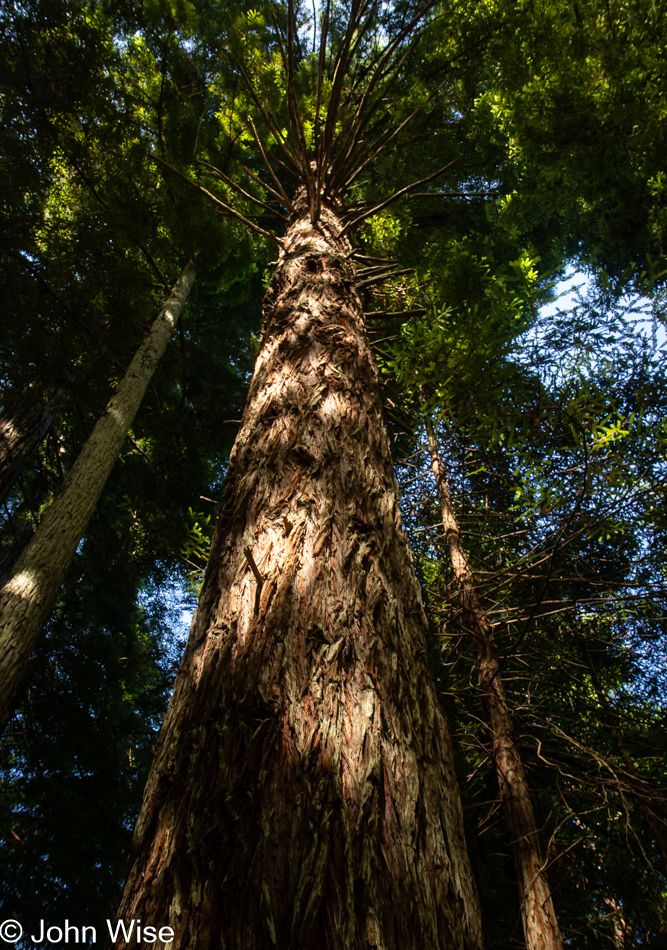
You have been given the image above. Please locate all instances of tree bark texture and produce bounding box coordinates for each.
[0,260,197,732]
[0,386,55,506]
[424,412,564,950]
[113,203,483,950]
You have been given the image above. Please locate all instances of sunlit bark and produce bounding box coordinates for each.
[113,200,483,949]
[0,260,196,732]
[424,410,564,950]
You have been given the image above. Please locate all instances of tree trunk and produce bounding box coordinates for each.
[112,201,483,950]
[424,410,564,950]
[0,386,55,506]
[0,260,197,733]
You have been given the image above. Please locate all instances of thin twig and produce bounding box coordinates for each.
[364,308,427,320]
[356,267,414,289]
[246,117,296,212]
[244,546,265,617]
[236,61,300,169]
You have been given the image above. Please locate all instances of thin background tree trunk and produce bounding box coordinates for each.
[112,200,483,950]
[0,386,55,506]
[0,260,196,732]
[424,407,564,950]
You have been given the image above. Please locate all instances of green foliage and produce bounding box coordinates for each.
[384,240,541,407]
[394,277,667,944]
[483,0,667,280]
[0,518,176,932]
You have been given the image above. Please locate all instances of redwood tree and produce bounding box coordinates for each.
[114,1,487,946]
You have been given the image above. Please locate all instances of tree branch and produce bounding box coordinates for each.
[197,159,288,219]
[246,117,296,213]
[341,161,457,236]
[153,156,284,247]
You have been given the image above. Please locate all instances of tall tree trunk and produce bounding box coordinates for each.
[0,386,55,506]
[423,409,564,950]
[112,201,483,949]
[0,260,196,732]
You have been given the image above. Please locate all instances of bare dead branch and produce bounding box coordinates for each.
[246,117,296,212]
[364,308,427,320]
[153,156,284,247]
[356,267,415,289]
[236,60,300,170]
[314,0,331,195]
[340,161,457,236]
[336,71,454,192]
[197,159,288,219]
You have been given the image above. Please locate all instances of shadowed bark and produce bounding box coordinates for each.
[424,409,564,950]
[113,199,483,950]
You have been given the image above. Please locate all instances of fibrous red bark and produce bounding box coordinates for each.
[113,200,483,949]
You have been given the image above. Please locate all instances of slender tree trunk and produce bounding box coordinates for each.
[0,260,196,732]
[604,899,626,949]
[113,201,483,950]
[0,386,55,506]
[423,410,564,950]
